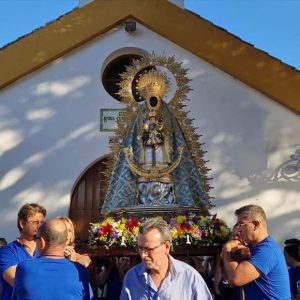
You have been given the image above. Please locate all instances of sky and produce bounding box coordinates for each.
[0,0,299,70]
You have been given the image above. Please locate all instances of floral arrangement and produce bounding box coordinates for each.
[89,214,230,249]
[169,214,230,247]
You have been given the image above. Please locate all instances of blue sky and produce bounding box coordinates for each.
[0,0,299,70]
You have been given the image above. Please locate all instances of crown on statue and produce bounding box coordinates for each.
[135,70,170,100]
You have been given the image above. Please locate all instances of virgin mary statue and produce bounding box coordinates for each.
[101,53,212,215]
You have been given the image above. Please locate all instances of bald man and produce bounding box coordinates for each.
[13,219,91,300]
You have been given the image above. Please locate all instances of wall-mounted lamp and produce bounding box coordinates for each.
[125,21,136,33]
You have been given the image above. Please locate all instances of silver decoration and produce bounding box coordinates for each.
[137,182,176,206]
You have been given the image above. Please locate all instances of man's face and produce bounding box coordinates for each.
[235,214,256,244]
[137,228,169,271]
[20,212,45,238]
[231,225,242,241]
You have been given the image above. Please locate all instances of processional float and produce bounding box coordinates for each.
[89,53,230,254]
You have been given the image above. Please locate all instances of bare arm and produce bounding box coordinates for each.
[222,248,261,287]
[76,253,91,268]
[213,255,223,295]
[2,265,17,286]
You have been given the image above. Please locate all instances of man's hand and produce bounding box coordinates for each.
[231,247,251,262]
[222,240,260,287]
[222,239,250,262]
[221,239,241,258]
[224,240,241,250]
[64,245,77,261]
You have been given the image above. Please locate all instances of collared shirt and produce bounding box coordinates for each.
[120,255,212,300]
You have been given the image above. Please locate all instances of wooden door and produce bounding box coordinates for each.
[70,155,109,242]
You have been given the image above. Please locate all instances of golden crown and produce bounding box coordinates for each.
[135,70,170,100]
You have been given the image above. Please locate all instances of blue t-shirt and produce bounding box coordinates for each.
[244,236,291,300]
[0,240,39,300]
[289,266,300,295]
[13,257,91,300]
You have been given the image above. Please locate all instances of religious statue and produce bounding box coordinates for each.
[101,53,212,215]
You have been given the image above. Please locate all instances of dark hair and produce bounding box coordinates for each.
[17,203,47,232]
[37,219,67,247]
[139,218,172,243]
[0,238,7,247]
[284,238,300,261]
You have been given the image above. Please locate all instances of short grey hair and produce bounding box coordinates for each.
[235,204,267,225]
[139,218,172,243]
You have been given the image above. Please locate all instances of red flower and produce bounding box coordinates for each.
[100,223,113,235]
[176,224,191,233]
[126,218,140,229]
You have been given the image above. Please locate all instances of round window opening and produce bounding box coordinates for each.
[102,54,143,102]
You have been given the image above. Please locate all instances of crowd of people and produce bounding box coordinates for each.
[0,203,299,299]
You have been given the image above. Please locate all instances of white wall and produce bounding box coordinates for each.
[0,21,299,245]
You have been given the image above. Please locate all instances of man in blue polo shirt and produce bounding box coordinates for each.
[222,204,290,300]
[0,203,46,300]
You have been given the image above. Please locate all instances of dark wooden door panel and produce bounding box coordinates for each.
[70,155,109,242]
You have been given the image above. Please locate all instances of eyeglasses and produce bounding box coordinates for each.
[136,242,166,254]
[235,221,253,227]
[27,220,44,226]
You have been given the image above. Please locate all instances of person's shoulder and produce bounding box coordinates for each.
[255,236,281,252]
[265,236,286,256]
[0,240,19,256]
[15,257,39,273]
[73,260,87,268]
[124,262,144,278]
[0,240,18,249]
[266,236,280,246]
[0,241,25,273]
[171,257,201,277]
[72,260,89,273]
[17,258,31,268]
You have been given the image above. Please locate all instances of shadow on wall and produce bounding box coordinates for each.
[187,63,299,244]
[269,148,300,182]
[0,71,105,241]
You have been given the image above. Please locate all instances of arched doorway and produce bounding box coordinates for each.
[69,155,110,242]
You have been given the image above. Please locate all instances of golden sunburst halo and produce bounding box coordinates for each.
[117,52,192,109]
